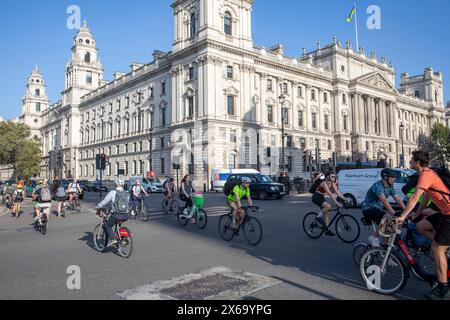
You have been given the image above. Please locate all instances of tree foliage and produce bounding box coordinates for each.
[15,139,42,181]
[0,121,31,170]
[419,123,450,166]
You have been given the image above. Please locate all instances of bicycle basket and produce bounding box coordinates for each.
[193,193,204,208]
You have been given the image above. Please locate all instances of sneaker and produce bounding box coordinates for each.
[369,235,381,247]
[325,229,336,237]
[423,287,450,300]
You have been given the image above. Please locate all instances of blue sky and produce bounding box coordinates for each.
[1,0,449,119]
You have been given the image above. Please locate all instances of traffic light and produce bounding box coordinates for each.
[100,154,107,170]
[96,154,101,170]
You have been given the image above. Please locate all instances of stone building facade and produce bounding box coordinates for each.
[16,0,446,184]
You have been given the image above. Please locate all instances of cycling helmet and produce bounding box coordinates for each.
[17,182,24,189]
[241,177,251,184]
[381,168,396,179]
[115,178,125,187]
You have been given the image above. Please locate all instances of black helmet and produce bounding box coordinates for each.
[381,168,396,179]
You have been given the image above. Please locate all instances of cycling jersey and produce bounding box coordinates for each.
[68,183,79,193]
[227,185,250,202]
[362,181,397,211]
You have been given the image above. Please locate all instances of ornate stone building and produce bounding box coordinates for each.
[17,0,446,184]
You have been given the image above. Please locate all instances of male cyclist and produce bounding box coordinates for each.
[130,180,148,216]
[311,173,348,237]
[227,177,255,231]
[55,179,68,218]
[163,177,176,205]
[11,181,25,218]
[33,180,53,224]
[362,168,406,247]
[95,179,131,248]
[398,150,450,300]
[66,179,82,207]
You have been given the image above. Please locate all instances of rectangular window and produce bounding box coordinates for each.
[312,113,317,129]
[298,111,304,127]
[188,97,194,118]
[36,102,41,112]
[328,140,332,150]
[160,137,165,149]
[280,83,288,94]
[227,95,235,115]
[161,158,165,174]
[287,156,293,172]
[125,161,129,175]
[267,79,273,91]
[298,86,303,98]
[189,67,195,80]
[311,90,316,101]
[324,92,328,103]
[343,116,348,131]
[133,161,137,175]
[227,66,233,79]
[161,108,166,126]
[150,87,154,99]
[86,72,92,85]
[161,82,166,95]
[346,140,350,151]
[324,115,329,130]
[230,130,237,143]
[342,93,347,104]
[286,136,293,148]
[267,106,273,123]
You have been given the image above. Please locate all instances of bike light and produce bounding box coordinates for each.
[119,228,130,237]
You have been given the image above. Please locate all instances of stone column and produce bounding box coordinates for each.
[260,73,267,125]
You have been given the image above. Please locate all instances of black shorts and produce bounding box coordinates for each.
[362,208,387,224]
[429,213,450,246]
[14,198,23,203]
[58,197,67,202]
[312,193,326,208]
[164,191,169,197]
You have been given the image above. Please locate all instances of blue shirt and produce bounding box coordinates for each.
[362,181,397,211]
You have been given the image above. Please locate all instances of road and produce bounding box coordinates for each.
[0,191,430,300]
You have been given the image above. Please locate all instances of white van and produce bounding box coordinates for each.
[211,169,260,192]
[337,168,416,207]
[129,176,164,194]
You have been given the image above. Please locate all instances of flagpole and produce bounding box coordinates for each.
[354,2,360,51]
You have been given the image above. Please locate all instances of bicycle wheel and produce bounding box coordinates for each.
[116,227,133,258]
[162,199,169,214]
[412,250,435,281]
[353,243,370,265]
[218,214,234,241]
[302,212,324,239]
[40,220,47,235]
[195,209,208,230]
[171,200,179,215]
[360,247,408,295]
[75,199,81,212]
[177,211,189,227]
[335,214,360,243]
[93,224,107,252]
[243,216,263,246]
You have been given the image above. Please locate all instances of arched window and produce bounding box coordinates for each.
[224,12,232,35]
[85,52,91,63]
[35,89,40,97]
[190,13,197,37]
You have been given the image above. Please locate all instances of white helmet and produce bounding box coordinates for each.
[115,178,125,187]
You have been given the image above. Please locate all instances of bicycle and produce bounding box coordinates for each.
[302,205,360,243]
[93,209,133,258]
[162,195,179,215]
[67,193,81,212]
[359,219,449,295]
[12,199,23,219]
[34,211,48,235]
[130,196,150,221]
[218,206,263,246]
[353,216,435,281]
[177,193,207,229]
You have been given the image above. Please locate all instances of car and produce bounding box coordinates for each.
[129,177,164,194]
[337,168,416,207]
[224,173,286,200]
[78,180,92,192]
[25,180,38,198]
[211,168,260,192]
[92,180,108,192]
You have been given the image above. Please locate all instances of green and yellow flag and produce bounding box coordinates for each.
[347,6,356,22]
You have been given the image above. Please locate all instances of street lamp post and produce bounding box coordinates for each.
[350,132,355,162]
[400,122,405,168]
[279,94,286,174]
[148,107,154,174]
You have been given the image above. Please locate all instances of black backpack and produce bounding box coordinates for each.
[430,167,450,201]
[309,178,325,194]
[113,190,131,214]
[224,181,240,197]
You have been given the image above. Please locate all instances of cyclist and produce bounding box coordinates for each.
[33,180,53,224]
[11,181,25,218]
[3,182,15,210]
[163,177,176,205]
[130,179,148,215]
[180,175,196,217]
[95,178,130,248]
[362,168,406,247]
[398,150,450,300]
[311,173,348,237]
[66,179,82,208]
[55,179,68,218]
[227,177,255,231]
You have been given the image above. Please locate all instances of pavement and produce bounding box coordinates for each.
[0,191,431,300]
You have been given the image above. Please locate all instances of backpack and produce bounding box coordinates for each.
[309,178,325,194]
[430,167,450,202]
[56,186,66,198]
[15,190,24,200]
[113,190,130,214]
[224,181,239,197]
[40,187,52,202]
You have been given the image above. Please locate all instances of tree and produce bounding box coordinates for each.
[419,123,450,166]
[0,121,31,172]
[15,139,42,181]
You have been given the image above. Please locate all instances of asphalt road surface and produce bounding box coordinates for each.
[0,191,431,300]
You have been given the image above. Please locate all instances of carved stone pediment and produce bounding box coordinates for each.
[355,72,397,93]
